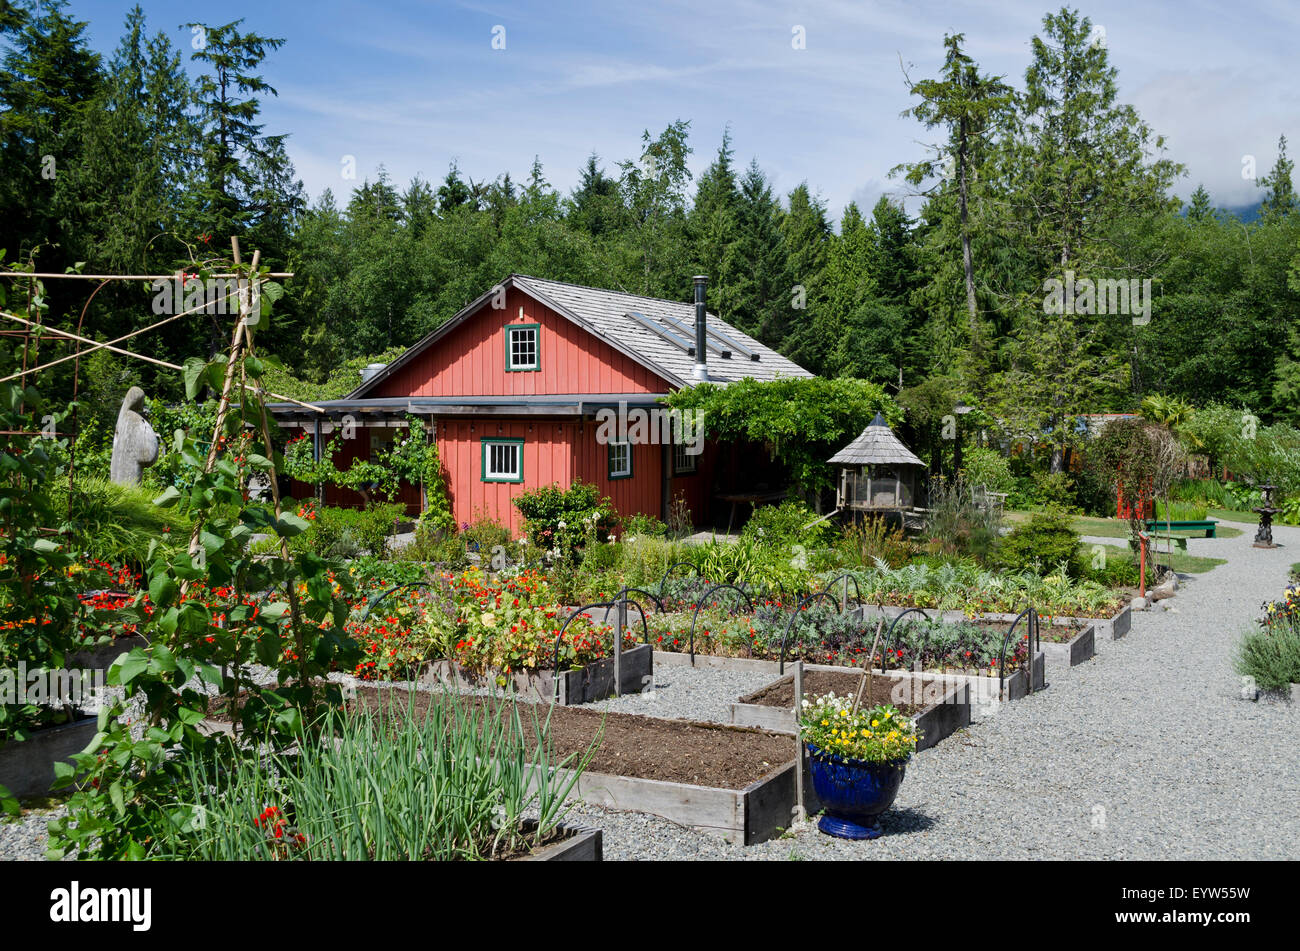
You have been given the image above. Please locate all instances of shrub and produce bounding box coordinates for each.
[835,517,912,569]
[741,499,832,548]
[1234,625,1300,691]
[621,513,667,539]
[513,481,616,561]
[923,477,1000,561]
[990,512,1085,577]
[960,447,1014,495]
[461,513,513,558]
[302,502,405,560]
[396,518,470,566]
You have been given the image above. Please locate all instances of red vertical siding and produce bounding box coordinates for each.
[370,287,673,398]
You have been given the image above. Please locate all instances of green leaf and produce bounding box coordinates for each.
[276,512,311,537]
[149,573,178,607]
[110,648,149,686]
[153,485,182,508]
[109,781,125,817]
[182,357,208,400]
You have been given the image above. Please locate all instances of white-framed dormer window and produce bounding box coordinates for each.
[482,438,523,483]
[505,324,540,371]
[608,441,633,480]
[673,440,698,475]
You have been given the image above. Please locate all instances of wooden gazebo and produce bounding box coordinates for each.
[831,413,926,511]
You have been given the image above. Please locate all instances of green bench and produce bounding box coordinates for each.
[1143,519,1217,538]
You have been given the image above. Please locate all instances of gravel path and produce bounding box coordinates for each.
[568,514,1300,860]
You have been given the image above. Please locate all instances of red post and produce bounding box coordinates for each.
[1137,530,1148,598]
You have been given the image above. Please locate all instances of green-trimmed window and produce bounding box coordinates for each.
[608,441,633,480]
[482,438,524,483]
[505,324,540,371]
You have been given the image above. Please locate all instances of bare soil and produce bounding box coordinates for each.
[740,670,937,713]
[349,686,796,790]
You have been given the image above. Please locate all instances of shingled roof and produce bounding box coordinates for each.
[829,413,925,467]
[346,274,812,398]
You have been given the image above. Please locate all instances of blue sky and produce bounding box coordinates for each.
[67,0,1300,224]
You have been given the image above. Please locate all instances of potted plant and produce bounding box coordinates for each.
[799,692,920,839]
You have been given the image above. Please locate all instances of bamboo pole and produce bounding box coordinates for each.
[0,311,322,412]
[0,271,293,280]
[0,278,245,382]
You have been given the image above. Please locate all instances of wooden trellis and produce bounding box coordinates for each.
[0,238,322,506]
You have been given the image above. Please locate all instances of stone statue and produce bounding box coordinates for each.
[109,387,159,487]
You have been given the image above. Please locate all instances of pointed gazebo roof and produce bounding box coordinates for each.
[829,413,925,467]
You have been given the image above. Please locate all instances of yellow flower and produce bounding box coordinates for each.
[821,719,829,726]
[871,720,878,727]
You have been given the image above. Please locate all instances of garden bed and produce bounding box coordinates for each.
[1034,621,1096,668]
[517,820,603,861]
[67,633,148,671]
[419,644,652,705]
[657,649,1044,720]
[350,686,799,844]
[855,603,1131,640]
[0,714,97,800]
[730,667,971,751]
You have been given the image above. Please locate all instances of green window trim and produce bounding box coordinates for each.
[608,441,633,480]
[504,323,541,372]
[481,437,524,483]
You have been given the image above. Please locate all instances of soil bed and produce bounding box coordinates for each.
[349,686,794,790]
[741,669,932,713]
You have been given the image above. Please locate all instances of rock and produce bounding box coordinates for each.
[1130,596,1148,611]
[109,386,159,487]
[1149,584,1176,602]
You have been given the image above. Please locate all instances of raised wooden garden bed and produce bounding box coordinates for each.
[518,820,603,861]
[0,714,97,800]
[67,633,148,672]
[657,648,1045,720]
[420,644,652,705]
[350,686,800,845]
[1034,620,1096,669]
[730,667,971,752]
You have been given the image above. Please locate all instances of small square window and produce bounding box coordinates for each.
[482,438,523,482]
[673,441,698,475]
[505,324,540,371]
[608,441,633,479]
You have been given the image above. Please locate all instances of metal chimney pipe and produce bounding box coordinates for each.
[692,275,709,381]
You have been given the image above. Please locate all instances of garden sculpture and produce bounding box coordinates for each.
[109,386,159,487]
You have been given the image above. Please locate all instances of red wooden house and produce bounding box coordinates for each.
[269,275,813,534]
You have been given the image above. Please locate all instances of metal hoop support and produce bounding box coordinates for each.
[879,608,931,674]
[687,584,754,665]
[362,581,439,621]
[778,590,843,675]
[820,573,865,612]
[999,606,1038,696]
[598,587,653,644]
[656,560,701,605]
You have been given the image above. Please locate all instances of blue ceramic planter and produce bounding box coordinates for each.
[806,744,909,840]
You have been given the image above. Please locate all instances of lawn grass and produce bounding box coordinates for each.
[1004,511,1243,540]
[1206,508,1257,525]
[1089,542,1226,575]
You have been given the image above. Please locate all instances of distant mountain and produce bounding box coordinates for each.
[1221,203,1262,224]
